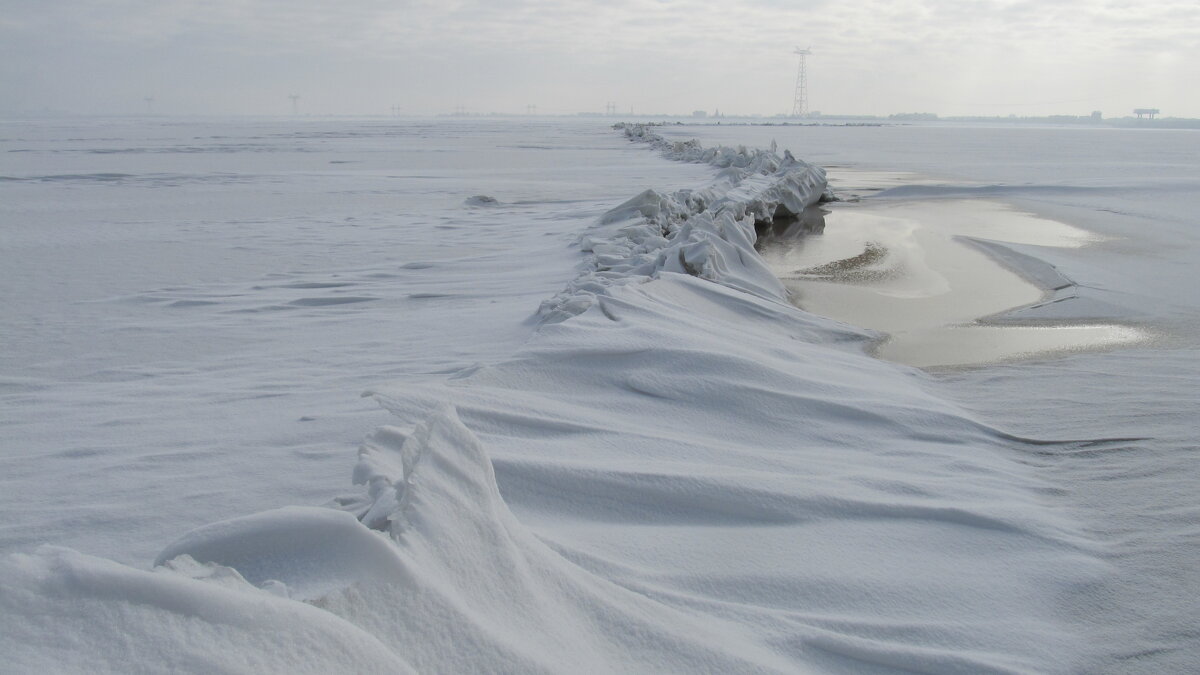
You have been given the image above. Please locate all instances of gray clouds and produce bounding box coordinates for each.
[2,0,1196,116]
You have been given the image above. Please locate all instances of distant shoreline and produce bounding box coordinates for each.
[5,111,1198,129]
[668,117,1200,130]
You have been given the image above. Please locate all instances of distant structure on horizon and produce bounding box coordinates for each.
[288,94,300,115]
[1134,108,1160,119]
[791,47,812,117]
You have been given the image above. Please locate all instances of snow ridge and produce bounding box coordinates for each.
[537,124,829,323]
[0,122,1114,674]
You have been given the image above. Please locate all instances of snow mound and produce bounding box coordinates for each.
[362,272,1109,673]
[323,403,796,673]
[154,506,407,601]
[537,124,828,323]
[0,406,793,673]
[0,546,415,674]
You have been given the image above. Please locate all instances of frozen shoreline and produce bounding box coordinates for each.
[536,123,828,323]
[759,189,1148,367]
[0,121,1114,673]
[3,119,1196,673]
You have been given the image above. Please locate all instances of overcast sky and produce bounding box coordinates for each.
[2,0,1197,118]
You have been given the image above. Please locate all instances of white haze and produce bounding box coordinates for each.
[2,0,1198,118]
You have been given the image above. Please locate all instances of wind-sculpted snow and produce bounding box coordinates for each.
[0,546,418,673]
[322,404,798,673]
[538,124,828,322]
[355,273,1108,674]
[0,122,1123,674]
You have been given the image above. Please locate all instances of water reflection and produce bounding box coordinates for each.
[755,204,826,246]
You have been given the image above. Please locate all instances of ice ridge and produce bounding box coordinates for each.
[537,124,829,323]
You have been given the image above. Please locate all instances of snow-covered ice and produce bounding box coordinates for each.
[2,117,1198,673]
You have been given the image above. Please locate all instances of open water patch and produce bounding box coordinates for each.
[759,179,1149,368]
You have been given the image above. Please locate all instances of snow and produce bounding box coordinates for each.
[0,118,713,564]
[154,507,407,601]
[538,123,826,323]
[2,117,1198,673]
[657,121,1200,671]
[1,546,416,673]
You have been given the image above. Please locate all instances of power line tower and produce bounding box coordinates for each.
[605,102,616,116]
[288,94,300,115]
[143,96,154,114]
[790,47,812,117]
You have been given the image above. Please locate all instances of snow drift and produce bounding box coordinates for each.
[538,124,828,323]
[0,124,1116,674]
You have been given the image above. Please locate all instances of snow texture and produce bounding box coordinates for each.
[537,124,827,322]
[2,118,1196,674]
[0,546,417,673]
